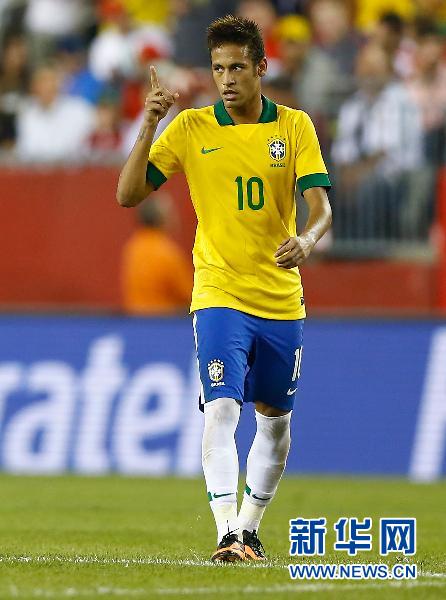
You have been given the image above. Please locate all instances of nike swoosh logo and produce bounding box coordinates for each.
[201,146,223,154]
[287,388,297,395]
[252,493,269,501]
[213,492,233,499]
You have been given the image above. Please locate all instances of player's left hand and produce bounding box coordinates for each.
[274,234,315,268]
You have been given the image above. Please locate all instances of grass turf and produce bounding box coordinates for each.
[0,475,445,599]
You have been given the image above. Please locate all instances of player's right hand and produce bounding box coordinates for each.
[144,65,179,125]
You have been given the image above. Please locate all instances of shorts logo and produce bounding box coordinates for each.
[208,359,225,385]
[268,137,286,162]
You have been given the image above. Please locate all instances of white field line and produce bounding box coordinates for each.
[0,555,268,569]
[2,581,446,598]
[0,555,445,579]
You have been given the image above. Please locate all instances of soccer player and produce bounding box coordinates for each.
[117,15,331,562]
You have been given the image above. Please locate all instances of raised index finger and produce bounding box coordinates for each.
[150,65,160,90]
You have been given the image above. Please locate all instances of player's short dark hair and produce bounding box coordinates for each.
[207,15,265,65]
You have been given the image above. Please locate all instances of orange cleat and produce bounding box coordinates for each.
[211,532,246,562]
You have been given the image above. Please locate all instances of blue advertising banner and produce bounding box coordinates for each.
[0,316,444,479]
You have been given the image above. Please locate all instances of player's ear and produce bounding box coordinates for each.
[257,57,267,78]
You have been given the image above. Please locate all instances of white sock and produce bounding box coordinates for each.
[237,498,267,535]
[202,397,241,543]
[238,411,291,535]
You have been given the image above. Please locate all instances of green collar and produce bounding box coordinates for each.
[213,95,277,126]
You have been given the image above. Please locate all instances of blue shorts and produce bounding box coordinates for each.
[193,308,304,412]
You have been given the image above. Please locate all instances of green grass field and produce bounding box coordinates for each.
[0,475,445,599]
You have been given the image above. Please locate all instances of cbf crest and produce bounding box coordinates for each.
[268,136,286,162]
[208,359,224,384]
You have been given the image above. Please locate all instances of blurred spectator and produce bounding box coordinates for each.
[356,0,415,32]
[0,33,29,149]
[85,92,123,163]
[89,3,171,83]
[237,0,281,77]
[332,43,423,240]
[58,37,105,105]
[16,64,95,163]
[372,11,416,78]
[25,0,94,65]
[374,12,405,59]
[171,0,237,68]
[402,22,446,236]
[309,0,362,110]
[407,22,446,164]
[269,15,337,122]
[88,6,136,82]
[121,196,193,315]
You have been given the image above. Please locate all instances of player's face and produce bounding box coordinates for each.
[211,44,266,111]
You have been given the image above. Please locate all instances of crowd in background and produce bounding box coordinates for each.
[1,0,446,247]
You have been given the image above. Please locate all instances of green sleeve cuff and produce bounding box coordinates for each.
[297,172,331,195]
[146,161,167,189]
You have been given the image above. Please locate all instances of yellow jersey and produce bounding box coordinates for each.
[147,96,330,320]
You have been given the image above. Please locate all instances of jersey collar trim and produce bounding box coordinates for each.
[213,95,277,126]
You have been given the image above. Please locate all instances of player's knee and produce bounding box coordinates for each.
[202,398,240,465]
[203,397,240,427]
[256,411,291,456]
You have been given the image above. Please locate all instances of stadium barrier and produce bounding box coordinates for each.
[297,164,440,260]
[0,315,444,480]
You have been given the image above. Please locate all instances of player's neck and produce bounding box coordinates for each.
[227,94,263,125]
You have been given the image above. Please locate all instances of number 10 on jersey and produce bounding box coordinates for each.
[235,176,265,211]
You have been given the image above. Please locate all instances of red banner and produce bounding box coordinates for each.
[0,167,195,309]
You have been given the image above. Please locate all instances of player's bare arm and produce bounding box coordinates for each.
[116,66,179,208]
[275,186,332,269]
